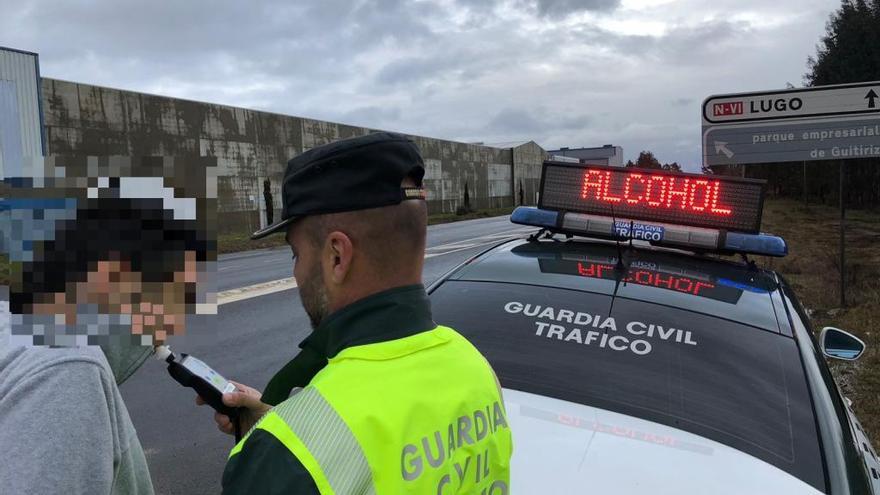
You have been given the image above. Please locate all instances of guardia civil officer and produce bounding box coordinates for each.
[214,132,513,494]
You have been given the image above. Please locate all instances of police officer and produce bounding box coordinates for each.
[217,132,513,494]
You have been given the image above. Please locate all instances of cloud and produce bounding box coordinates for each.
[456,0,622,18]
[337,105,403,128]
[487,108,593,136]
[532,0,621,17]
[0,0,837,169]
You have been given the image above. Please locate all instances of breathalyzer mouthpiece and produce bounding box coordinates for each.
[154,345,174,362]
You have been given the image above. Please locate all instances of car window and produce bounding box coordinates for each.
[430,280,825,491]
[452,240,783,333]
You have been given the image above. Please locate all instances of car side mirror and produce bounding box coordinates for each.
[820,327,866,361]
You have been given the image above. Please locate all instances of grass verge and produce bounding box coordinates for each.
[0,253,7,286]
[755,199,880,444]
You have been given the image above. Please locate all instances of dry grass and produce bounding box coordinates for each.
[217,231,289,254]
[756,199,880,444]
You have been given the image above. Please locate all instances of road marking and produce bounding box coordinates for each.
[218,227,533,305]
[425,228,530,253]
[218,277,298,305]
[425,245,482,259]
[429,242,479,252]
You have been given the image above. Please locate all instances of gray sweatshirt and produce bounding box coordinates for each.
[0,298,154,494]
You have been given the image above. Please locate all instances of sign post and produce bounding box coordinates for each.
[840,162,846,308]
[702,80,880,308]
[802,161,807,206]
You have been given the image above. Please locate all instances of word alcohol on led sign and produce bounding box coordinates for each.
[539,162,765,233]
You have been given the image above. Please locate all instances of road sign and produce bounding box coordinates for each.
[704,117,880,166]
[703,81,880,124]
[702,80,880,166]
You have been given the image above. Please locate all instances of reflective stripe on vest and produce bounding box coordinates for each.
[274,387,377,495]
[230,387,377,495]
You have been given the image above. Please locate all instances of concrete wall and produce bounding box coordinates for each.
[41,78,545,233]
[513,141,545,205]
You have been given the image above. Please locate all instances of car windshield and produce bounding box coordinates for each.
[430,280,825,491]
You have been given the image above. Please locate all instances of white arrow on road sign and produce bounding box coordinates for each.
[714,141,734,159]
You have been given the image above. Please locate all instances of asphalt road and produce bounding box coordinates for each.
[120,215,532,494]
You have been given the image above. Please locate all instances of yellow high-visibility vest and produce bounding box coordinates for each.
[230,325,513,494]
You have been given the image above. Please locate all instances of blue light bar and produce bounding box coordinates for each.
[511,206,557,229]
[717,277,770,293]
[512,206,788,258]
[724,232,788,257]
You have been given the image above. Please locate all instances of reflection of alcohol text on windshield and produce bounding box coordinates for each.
[536,258,747,305]
[577,262,715,296]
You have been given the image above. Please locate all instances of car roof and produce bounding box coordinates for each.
[444,236,784,333]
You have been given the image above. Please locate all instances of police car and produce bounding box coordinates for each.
[427,162,879,494]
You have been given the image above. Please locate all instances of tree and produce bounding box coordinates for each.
[456,181,473,215]
[632,151,662,169]
[799,0,880,208]
[625,151,682,171]
[805,0,880,85]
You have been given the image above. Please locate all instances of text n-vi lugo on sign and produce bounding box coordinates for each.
[702,80,880,166]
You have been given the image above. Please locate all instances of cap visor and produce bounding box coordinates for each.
[250,216,296,240]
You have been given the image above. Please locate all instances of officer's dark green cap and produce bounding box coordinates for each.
[251,132,426,240]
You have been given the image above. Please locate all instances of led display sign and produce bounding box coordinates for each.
[539,162,766,233]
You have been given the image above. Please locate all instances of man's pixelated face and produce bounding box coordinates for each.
[30,250,198,345]
[125,250,197,342]
[8,159,217,348]
[287,221,328,329]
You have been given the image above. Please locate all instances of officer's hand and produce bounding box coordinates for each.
[195,381,271,436]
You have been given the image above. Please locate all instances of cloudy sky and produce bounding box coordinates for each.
[1,0,838,170]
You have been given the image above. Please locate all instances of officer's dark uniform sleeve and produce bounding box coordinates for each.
[222,429,320,495]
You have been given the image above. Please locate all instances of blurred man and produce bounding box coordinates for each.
[213,132,513,494]
[1,191,210,494]
[0,287,156,494]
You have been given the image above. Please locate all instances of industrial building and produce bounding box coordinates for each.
[546,144,624,166]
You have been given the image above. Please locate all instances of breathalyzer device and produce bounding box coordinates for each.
[155,346,242,441]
